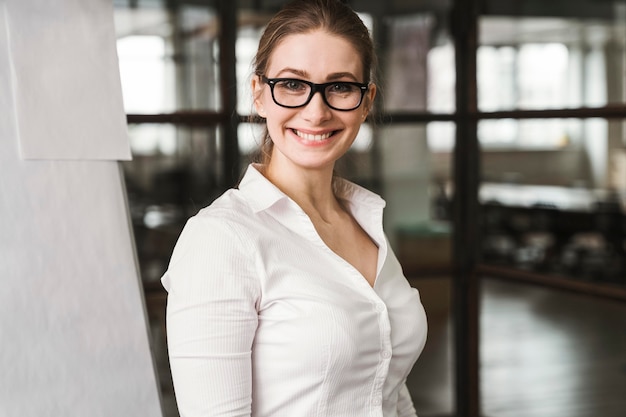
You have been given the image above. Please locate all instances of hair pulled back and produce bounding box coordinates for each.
[251,0,377,164]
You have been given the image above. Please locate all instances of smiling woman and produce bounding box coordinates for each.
[251,29,375,175]
[161,1,428,416]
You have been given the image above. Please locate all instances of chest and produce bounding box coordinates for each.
[252,228,427,369]
[312,217,379,287]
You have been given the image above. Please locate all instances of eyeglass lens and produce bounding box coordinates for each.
[271,79,364,110]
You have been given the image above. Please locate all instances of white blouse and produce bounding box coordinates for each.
[162,164,428,417]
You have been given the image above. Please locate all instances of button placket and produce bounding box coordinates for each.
[369,297,392,411]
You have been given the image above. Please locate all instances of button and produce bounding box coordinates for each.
[381,350,392,359]
[375,303,385,312]
[372,396,382,406]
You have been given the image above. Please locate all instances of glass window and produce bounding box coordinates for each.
[114,2,220,113]
[378,123,454,247]
[478,118,581,149]
[480,117,626,284]
[237,122,264,156]
[428,41,456,114]
[479,14,626,111]
[382,14,455,113]
[236,25,264,115]
[123,124,223,204]
[478,43,570,111]
[427,121,456,152]
[117,35,173,114]
[177,5,221,111]
[123,124,223,279]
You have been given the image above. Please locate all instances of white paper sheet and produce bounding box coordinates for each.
[5,0,131,160]
[0,4,161,416]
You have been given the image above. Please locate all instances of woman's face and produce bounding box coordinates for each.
[252,30,376,174]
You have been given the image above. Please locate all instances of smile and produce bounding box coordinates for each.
[292,129,336,142]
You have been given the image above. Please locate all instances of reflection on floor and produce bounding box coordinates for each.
[479,279,626,417]
[407,277,626,417]
[148,277,626,417]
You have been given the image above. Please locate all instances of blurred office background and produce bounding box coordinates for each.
[111,0,626,416]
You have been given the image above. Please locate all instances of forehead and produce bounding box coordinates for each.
[266,30,364,81]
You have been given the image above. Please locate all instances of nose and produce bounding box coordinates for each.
[301,89,332,123]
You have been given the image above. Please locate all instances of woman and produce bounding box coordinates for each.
[162,0,428,416]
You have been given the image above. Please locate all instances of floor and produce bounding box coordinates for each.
[407,277,626,417]
[148,277,626,417]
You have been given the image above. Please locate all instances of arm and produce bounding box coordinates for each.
[162,216,260,417]
[397,381,418,417]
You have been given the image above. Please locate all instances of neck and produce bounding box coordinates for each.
[263,159,341,220]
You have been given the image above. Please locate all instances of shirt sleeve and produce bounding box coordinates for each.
[397,381,418,417]
[162,215,261,417]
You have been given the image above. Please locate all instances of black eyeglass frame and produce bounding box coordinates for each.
[261,75,369,111]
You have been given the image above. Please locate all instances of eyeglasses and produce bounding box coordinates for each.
[261,76,369,111]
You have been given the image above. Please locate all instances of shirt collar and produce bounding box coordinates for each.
[237,164,290,214]
[238,164,389,278]
[237,164,386,215]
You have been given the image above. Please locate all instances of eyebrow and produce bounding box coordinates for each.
[274,68,359,82]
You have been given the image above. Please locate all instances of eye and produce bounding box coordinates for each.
[276,79,308,92]
[328,83,357,94]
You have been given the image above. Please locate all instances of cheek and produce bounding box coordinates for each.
[344,113,364,130]
[264,103,295,126]
[265,109,292,139]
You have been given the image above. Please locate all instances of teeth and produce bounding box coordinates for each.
[294,130,332,141]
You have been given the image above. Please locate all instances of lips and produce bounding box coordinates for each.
[292,129,336,142]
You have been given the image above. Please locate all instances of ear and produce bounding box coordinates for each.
[362,83,377,119]
[251,75,267,118]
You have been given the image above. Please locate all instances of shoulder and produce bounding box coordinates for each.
[199,187,251,217]
[179,189,257,248]
[190,188,262,237]
[162,190,261,291]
